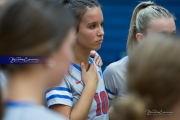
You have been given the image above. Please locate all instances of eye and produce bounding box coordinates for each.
[101,22,104,27]
[89,24,96,29]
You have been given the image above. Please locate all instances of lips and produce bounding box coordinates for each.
[97,39,103,43]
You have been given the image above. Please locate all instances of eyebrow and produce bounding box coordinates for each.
[87,21,104,25]
[158,30,176,34]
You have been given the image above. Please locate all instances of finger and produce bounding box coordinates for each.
[98,59,103,67]
[93,65,98,73]
[88,63,94,71]
[100,61,103,66]
[81,62,86,73]
[97,60,101,67]
[94,55,99,65]
[96,59,100,67]
[90,50,96,58]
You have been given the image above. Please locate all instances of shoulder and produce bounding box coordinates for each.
[3,106,67,120]
[29,107,67,120]
[90,57,102,72]
[0,71,6,85]
[42,108,67,120]
[103,56,129,76]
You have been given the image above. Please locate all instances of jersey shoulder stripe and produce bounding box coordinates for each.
[71,58,93,72]
[105,88,116,100]
[46,87,72,94]
[46,94,73,102]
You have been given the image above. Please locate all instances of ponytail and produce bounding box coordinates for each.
[127,1,155,54]
[111,94,148,120]
[126,1,175,54]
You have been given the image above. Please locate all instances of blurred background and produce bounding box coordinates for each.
[98,0,180,71]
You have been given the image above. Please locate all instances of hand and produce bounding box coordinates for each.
[90,50,103,67]
[81,62,99,87]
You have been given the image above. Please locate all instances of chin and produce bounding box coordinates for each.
[93,45,102,51]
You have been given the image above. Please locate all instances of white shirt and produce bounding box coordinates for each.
[46,58,109,120]
[103,56,128,100]
[3,101,67,120]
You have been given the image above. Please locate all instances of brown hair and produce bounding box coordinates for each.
[112,35,180,120]
[127,1,175,54]
[0,0,75,73]
[61,0,101,31]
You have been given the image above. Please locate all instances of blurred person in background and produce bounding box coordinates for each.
[0,0,8,119]
[103,0,176,103]
[0,86,3,120]
[110,35,180,120]
[0,0,103,102]
[0,0,6,6]
[0,0,76,119]
[45,0,109,120]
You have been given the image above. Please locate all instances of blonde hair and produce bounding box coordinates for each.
[127,1,175,54]
[112,35,180,120]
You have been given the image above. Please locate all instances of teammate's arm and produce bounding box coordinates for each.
[50,63,99,120]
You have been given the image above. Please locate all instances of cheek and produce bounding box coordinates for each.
[77,29,96,44]
[59,46,72,70]
[52,50,71,85]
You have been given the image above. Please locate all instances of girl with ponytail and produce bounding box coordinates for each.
[45,0,108,120]
[127,1,176,54]
[111,35,180,120]
[103,1,176,111]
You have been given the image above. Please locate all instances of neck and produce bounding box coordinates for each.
[74,44,91,69]
[7,70,47,106]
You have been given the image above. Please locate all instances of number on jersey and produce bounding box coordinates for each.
[94,91,108,116]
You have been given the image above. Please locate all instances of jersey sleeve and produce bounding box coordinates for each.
[103,63,127,100]
[45,76,73,107]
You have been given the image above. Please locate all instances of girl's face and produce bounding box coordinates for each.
[76,7,104,51]
[146,18,176,35]
[136,18,176,42]
[48,28,75,87]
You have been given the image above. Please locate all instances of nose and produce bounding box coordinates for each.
[97,26,104,37]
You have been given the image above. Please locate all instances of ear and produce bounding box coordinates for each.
[43,55,56,69]
[136,33,143,43]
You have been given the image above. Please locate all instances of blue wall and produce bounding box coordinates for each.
[98,0,180,71]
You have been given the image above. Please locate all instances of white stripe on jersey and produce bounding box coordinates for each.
[107,93,115,99]
[46,87,73,107]
[105,88,116,100]
[46,90,72,99]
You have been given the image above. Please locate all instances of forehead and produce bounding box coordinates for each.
[80,7,103,23]
[147,18,176,34]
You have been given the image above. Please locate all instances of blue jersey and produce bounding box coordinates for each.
[46,58,109,120]
[3,101,67,120]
